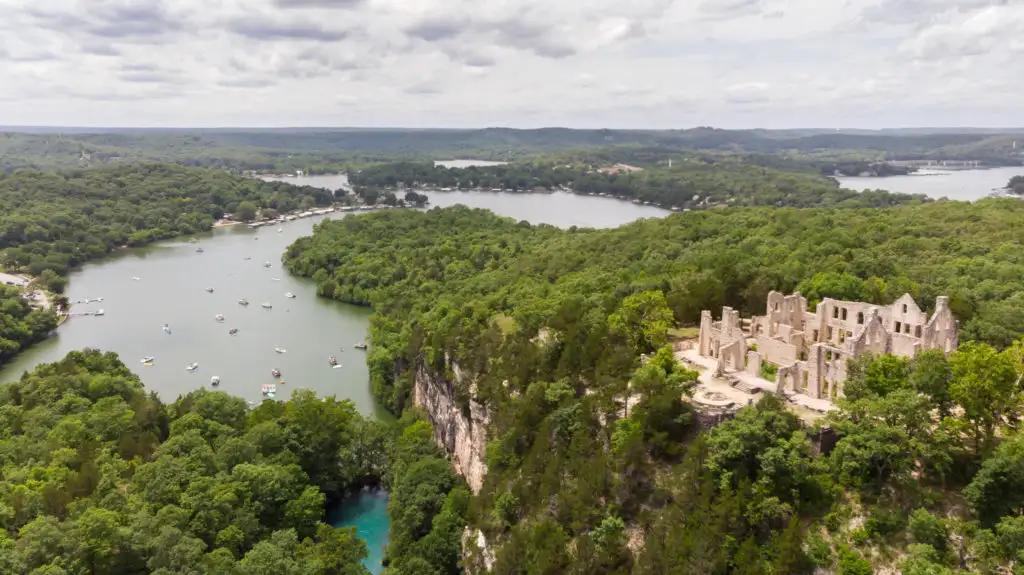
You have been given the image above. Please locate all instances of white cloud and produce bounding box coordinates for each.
[0,0,1020,127]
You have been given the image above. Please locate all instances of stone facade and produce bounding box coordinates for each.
[699,291,958,401]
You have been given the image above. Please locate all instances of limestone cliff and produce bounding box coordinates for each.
[413,360,490,494]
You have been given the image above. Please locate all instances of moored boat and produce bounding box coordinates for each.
[238,298,249,306]
[328,356,338,366]
[229,328,239,335]
[141,356,155,364]
[285,292,296,299]
[210,376,220,386]
[263,261,272,268]
[262,302,272,309]
[271,368,281,377]
[163,324,171,334]
[186,362,199,372]
[354,342,367,350]
[215,314,225,322]
[274,347,287,354]
[206,287,214,293]
[95,309,105,316]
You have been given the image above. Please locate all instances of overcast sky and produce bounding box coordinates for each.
[0,0,1021,129]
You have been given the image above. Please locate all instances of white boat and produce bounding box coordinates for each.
[333,364,342,369]
[95,309,105,316]
[274,347,287,354]
[132,276,140,281]
[206,287,214,293]
[229,328,238,335]
[163,323,171,334]
[354,342,367,350]
[238,298,249,306]
[271,278,281,281]
[215,314,225,322]
[196,248,204,253]
[262,302,272,309]
[186,362,199,372]
[210,376,220,386]
[263,261,272,268]
[285,292,296,299]
[277,228,283,232]
[141,356,154,364]
[262,383,277,395]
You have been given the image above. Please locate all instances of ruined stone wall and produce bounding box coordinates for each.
[756,335,798,365]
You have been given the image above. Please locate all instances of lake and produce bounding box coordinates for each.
[434,159,508,168]
[0,215,390,418]
[837,166,1022,201]
[279,173,671,228]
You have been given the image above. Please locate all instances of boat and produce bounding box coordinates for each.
[277,228,283,232]
[274,347,287,354]
[285,292,296,299]
[163,323,171,334]
[354,342,367,350]
[140,356,154,364]
[210,376,220,386]
[215,314,225,322]
[95,309,105,316]
[206,287,214,293]
[229,328,238,335]
[196,248,204,253]
[328,356,338,366]
[186,362,199,372]
[263,261,272,268]
[262,383,277,396]
[132,276,140,281]
[238,298,249,306]
[271,278,281,281]
[271,368,281,377]
[262,302,272,309]
[244,257,252,261]
[333,364,342,369]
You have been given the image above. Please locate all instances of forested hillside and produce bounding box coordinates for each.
[0,349,466,575]
[285,204,1024,573]
[349,160,928,210]
[3,128,1021,173]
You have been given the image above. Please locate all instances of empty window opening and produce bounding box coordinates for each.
[841,308,848,321]
[857,312,864,325]
[895,321,902,333]
[902,304,908,314]
[812,329,819,341]
[904,323,911,334]
[915,325,922,338]
[833,307,839,319]
[826,326,833,341]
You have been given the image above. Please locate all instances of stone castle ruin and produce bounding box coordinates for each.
[698,291,958,401]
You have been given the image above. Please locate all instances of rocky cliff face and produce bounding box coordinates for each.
[413,360,490,493]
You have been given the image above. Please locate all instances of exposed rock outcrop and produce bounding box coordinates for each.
[461,528,496,574]
[413,360,490,493]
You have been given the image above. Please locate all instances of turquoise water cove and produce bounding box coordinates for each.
[328,490,390,574]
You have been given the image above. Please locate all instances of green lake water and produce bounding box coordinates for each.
[327,489,390,574]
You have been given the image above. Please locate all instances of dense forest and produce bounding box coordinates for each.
[3,128,1021,173]
[0,349,466,575]
[284,204,1024,573]
[0,163,336,290]
[349,160,929,210]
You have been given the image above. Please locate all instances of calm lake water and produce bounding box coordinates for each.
[0,214,388,418]
[284,173,671,228]
[837,166,1022,201]
[328,489,390,574]
[434,159,508,168]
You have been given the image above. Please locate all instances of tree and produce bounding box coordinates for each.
[235,202,258,222]
[949,342,1019,456]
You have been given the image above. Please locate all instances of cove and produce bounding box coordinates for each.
[328,489,390,574]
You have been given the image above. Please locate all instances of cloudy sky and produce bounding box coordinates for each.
[0,0,1021,128]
